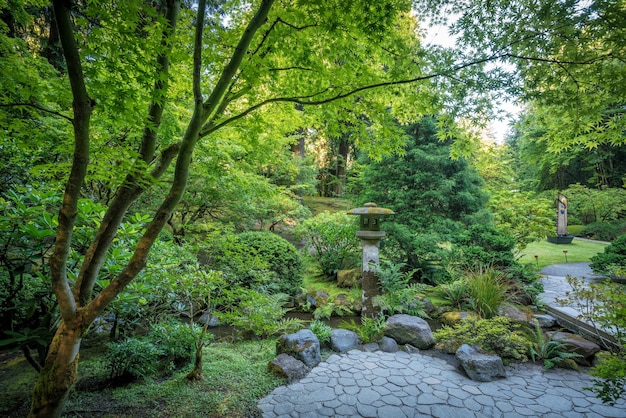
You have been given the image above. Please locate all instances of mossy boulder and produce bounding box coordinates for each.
[440,311,479,326]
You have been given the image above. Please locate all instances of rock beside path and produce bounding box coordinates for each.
[385,314,435,349]
[455,344,506,382]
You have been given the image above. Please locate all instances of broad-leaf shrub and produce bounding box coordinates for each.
[590,234,626,277]
[149,321,206,368]
[294,212,359,278]
[433,317,529,363]
[0,188,60,336]
[106,339,162,380]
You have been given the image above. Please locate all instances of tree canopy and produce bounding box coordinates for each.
[2,0,625,416]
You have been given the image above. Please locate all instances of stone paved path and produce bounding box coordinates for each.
[258,349,626,418]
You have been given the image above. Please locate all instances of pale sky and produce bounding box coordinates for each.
[422,17,521,144]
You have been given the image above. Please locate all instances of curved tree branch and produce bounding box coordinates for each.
[73,0,181,306]
[49,0,94,321]
[0,103,73,122]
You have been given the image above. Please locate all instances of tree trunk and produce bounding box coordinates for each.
[334,136,349,196]
[186,341,204,381]
[28,321,82,418]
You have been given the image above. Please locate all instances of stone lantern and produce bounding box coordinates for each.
[347,202,394,318]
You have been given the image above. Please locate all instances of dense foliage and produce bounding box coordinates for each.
[590,235,626,277]
[2,0,625,414]
[294,212,359,278]
[350,117,490,277]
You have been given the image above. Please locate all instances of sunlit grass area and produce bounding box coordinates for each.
[517,238,609,271]
[302,196,352,216]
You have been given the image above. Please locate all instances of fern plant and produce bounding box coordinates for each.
[309,320,333,345]
[527,321,583,369]
[372,260,431,317]
[339,314,386,344]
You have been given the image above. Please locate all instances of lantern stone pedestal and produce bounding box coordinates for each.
[347,203,394,319]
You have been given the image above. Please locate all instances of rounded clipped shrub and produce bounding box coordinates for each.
[237,231,303,295]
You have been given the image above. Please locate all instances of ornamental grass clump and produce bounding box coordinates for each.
[465,268,510,319]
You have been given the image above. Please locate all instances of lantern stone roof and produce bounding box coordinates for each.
[347,202,394,216]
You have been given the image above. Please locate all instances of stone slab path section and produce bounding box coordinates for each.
[258,349,626,418]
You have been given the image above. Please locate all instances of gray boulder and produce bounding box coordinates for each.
[361,343,380,352]
[276,329,321,368]
[331,329,360,352]
[379,336,399,353]
[498,305,530,324]
[385,314,435,349]
[197,313,221,327]
[532,314,557,329]
[456,344,506,382]
[268,354,309,383]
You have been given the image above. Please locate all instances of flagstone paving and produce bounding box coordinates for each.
[258,261,626,417]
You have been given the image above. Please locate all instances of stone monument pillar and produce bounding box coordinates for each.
[547,192,574,244]
[557,192,568,236]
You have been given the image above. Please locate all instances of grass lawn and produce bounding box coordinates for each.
[517,238,609,271]
[0,340,283,418]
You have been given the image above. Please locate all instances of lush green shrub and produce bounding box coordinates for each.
[590,234,626,276]
[453,224,516,269]
[219,292,304,339]
[591,351,626,406]
[581,222,625,241]
[149,322,201,368]
[433,317,529,363]
[106,339,162,380]
[236,231,303,295]
[294,212,359,278]
[198,227,276,293]
[557,276,626,404]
